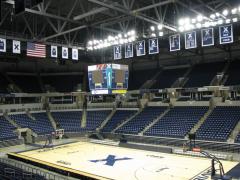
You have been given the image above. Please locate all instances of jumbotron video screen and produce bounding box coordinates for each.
[88,64,129,94]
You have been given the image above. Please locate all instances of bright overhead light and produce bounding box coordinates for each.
[118,34,122,38]
[210,14,216,19]
[196,23,202,28]
[217,19,223,25]
[179,26,184,32]
[178,18,185,26]
[231,8,237,14]
[191,19,196,24]
[159,32,163,37]
[119,39,124,44]
[157,24,163,30]
[150,26,155,31]
[151,33,156,37]
[226,19,231,24]
[211,21,217,26]
[197,15,203,22]
[88,41,93,45]
[184,17,190,24]
[233,17,238,22]
[204,21,210,28]
[222,9,229,16]
[216,12,220,17]
[130,30,136,35]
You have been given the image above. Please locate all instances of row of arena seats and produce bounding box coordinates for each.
[101,110,137,133]
[1,60,240,93]
[116,107,168,134]
[0,161,45,180]
[1,107,240,144]
[196,106,240,142]
[0,73,83,93]
[144,106,208,138]
[0,116,18,141]
[9,113,54,135]
[52,110,111,132]
[128,60,240,90]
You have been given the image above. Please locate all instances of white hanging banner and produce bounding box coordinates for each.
[219,24,233,44]
[51,46,58,58]
[12,40,21,54]
[169,34,180,51]
[113,45,122,60]
[149,38,159,54]
[136,40,145,56]
[72,48,78,60]
[0,38,6,52]
[185,31,197,49]
[125,43,133,58]
[62,47,68,59]
[201,28,214,47]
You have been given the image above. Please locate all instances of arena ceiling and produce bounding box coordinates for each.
[0,0,239,50]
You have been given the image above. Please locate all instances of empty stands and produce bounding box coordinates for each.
[8,74,42,93]
[9,113,54,135]
[144,106,208,138]
[86,110,111,131]
[101,110,137,132]
[0,73,9,93]
[0,116,17,141]
[151,68,187,89]
[116,106,167,134]
[236,133,240,143]
[52,110,111,132]
[184,61,226,88]
[128,69,157,90]
[52,111,83,132]
[196,106,240,141]
[42,74,83,92]
[225,60,240,86]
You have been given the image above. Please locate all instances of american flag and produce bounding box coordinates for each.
[27,42,46,58]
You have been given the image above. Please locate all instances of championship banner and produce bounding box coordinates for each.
[62,47,68,59]
[113,45,122,60]
[125,43,133,58]
[12,40,21,54]
[219,24,233,44]
[136,40,145,56]
[169,34,180,51]
[72,48,78,60]
[201,28,214,47]
[185,31,197,49]
[51,46,58,58]
[149,38,159,54]
[0,38,6,52]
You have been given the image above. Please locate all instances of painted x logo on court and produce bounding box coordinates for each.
[90,155,132,166]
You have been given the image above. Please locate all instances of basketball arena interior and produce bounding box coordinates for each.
[1,0,240,180]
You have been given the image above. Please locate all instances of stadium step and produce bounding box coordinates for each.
[47,110,57,130]
[81,108,87,128]
[3,113,20,128]
[139,107,171,135]
[228,119,240,143]
[180,64,195,87]
[26,110,36,121]
[188,107,213,136]
[112,109,142,133]
[141,70,162,89]
[98,109,116,131]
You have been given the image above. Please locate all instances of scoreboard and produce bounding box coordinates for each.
[88,64,129,94]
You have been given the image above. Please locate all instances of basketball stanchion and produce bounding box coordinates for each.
[184,133,232,180]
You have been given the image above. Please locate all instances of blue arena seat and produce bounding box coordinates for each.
[184,61,226,88]
[225,60,240,86]
[116,106,168,134]
[0,73,9,93]
[0,116,17,141]
[9,113,54,135]
[101,110,137,133]
[144,106,208,138]
[52,111,84,132]
[9,74,42,93]
[235,133,240,143]
[52,110,111,132]
[151,68,187,89]
[196,106,240,142]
